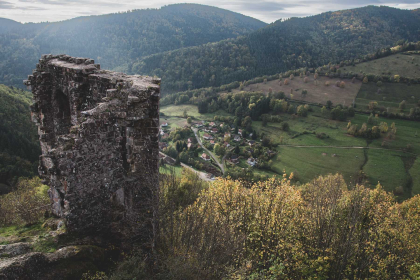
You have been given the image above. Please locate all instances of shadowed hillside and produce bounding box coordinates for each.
[0,85,39,186]
[133,6,420,92]
[0,4,266,87]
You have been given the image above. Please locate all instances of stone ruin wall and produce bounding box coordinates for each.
[24,55,160,241]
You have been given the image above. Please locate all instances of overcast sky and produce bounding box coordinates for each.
[0,0,419,23]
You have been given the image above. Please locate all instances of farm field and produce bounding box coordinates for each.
[271,146,365,185]
[351,114,420,154]
[228,76,361,107]
[252,114,367,147]
[355,82,420,112]
[160,105,231,129]
[342,53,420,79]
[161,104,230,119]
[362,149,410,198]
[159,165,184,176]
[410,158,420,196]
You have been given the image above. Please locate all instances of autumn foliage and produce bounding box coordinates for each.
[153,172,420,279]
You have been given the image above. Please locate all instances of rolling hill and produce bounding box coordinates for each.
[132,6,420,92]
[0,4,266,88]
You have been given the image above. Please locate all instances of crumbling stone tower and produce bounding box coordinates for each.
[24,55,160,241]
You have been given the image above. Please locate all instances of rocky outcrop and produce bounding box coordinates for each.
[24,55,160,242]
[0,245,113,280]
[0,243,32,258]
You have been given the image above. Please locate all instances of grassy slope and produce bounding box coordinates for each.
[356,83,420,112]
[410,158,420,195]
[227,76,362,107]
[272,147,365,185]
[344,53,420,79]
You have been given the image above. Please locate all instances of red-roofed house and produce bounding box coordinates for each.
[201,153,211,161]
[203,134,213,140]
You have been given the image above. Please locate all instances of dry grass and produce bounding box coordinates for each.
[230,76,362,107]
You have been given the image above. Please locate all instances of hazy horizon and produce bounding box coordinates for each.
[0,0,419,24]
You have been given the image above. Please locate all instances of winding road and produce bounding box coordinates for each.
[192,128,225,174]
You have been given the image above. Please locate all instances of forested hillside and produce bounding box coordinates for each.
[0,85,39,187]
[133,6,420,92]
[0,4,266,87]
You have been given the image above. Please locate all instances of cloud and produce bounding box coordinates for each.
[0,0,14,9]
[220,1,301,12]
[1,0,419,23]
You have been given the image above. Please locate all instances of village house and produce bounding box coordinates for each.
[201,153,211,161]
[234,135,241,142]
[247,157,257,167]
[230,154,239,164]
[210,140,216,145]
[219,123,224,128]
[161,122,168,127]
[238,129,243,135]
[187,138,193,143]
[248,140,256,146]
[158,142,168,150]
[224,142,230,148]
[203,133,213,140]
[209,122,216,127]
[211,128,218,133]
[187,143,193,149]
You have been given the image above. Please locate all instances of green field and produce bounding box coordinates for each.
[410,158,420,196]
[252,113,366,147]
[363,149,409,194]
[351,114,420,155]
[271,147,365,185]
[161,104,230,120]
[159,165,184,177]
[342,53,420,79]
[356,82,420,112]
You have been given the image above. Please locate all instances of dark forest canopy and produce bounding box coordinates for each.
[133,6,420,93]
[0,3,266,88]
[0,85,40,186]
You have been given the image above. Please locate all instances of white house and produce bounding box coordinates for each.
[247,157,257,167]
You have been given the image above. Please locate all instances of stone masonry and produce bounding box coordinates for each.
[24,55,160,241]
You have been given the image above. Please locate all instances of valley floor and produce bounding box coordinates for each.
[160,104,420,201]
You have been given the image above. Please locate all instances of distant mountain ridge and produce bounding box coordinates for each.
[132,5,420,92]
[0,18,22,34]
[0,3,266,87]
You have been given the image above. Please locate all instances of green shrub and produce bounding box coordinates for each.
[0,177,50,226]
